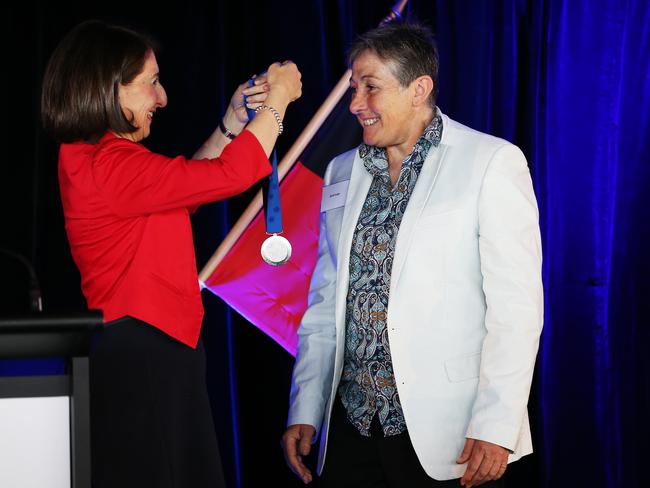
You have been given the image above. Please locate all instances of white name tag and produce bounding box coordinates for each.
[321,180,349,212]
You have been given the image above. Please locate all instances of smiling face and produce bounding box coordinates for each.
[349,50,426,158]
[117,50,167,141]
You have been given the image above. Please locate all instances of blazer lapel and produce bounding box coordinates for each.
[389,125,451,296]
[334,151,372,333]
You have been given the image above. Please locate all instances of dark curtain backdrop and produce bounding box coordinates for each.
[2,1,648,487]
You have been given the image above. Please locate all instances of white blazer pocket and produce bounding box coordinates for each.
[444,352,482,382]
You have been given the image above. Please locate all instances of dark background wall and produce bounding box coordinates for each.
[2,1,648,487]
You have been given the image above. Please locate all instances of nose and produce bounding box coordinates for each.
[157,84,168,108]
[349,89,365,114]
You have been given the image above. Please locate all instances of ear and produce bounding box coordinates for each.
[411,75,434,107]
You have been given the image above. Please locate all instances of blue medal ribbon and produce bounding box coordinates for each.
[245,78,283,235]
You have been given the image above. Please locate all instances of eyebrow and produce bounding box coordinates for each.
[349,74,379,83]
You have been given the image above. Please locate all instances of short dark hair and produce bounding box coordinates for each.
[41,20,157,143]
[348,21,439,108]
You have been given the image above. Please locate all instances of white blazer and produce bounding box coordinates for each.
[288,111,543,480]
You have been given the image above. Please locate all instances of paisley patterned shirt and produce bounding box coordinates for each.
[338,114,443,437]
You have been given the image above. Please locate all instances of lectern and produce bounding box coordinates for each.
[0,312,102,488]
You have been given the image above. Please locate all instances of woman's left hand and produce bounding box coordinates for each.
[226,75,269,130]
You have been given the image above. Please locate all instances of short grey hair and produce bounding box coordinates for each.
[348,21,439,108]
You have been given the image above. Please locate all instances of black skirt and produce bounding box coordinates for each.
[89,316,225,488]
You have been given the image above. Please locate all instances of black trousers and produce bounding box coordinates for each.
[89,317,225,488]
[317,398,505,488]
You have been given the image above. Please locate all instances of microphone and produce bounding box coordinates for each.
[0,248,43,312]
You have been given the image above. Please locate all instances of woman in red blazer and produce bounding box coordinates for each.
[41,20,302,488]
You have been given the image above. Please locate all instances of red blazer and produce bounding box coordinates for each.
[58,131,270,348]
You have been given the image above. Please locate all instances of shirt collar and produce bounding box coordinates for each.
[359,111,444,177]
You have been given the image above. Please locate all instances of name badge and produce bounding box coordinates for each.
[321,180,349,212]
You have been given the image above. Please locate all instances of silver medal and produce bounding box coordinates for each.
[261,234,292,266]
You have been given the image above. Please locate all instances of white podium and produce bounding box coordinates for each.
[0,313,102,488]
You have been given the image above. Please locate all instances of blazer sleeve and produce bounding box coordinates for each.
[91,130,270,217]
[465,143,544,451]
[287,163,338,435]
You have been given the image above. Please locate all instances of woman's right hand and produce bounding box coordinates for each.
[244,61,301,156]
[266,61,302,109]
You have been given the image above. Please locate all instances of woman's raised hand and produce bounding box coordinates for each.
[237,61,302,157]
[266,61,302,109]
[224,75,270,131]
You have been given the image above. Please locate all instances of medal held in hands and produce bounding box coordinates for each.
[245,78,292,266]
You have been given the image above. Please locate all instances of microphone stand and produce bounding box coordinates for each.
[0,248,43,312]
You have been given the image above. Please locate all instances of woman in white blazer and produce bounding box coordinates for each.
[282,21,543,488]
